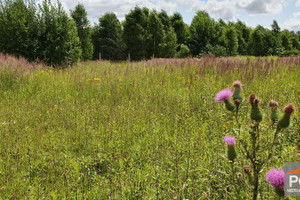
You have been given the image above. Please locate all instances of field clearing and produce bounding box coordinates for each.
[0,55,300,199]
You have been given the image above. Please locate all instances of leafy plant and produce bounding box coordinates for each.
[216,80,295,199]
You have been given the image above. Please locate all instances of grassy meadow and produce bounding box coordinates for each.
[0,54,299,199]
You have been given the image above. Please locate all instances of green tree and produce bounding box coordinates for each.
[123,6,148,60]
[170,12,189,46]
[270,20,282,55]
[37,0,81,66]
[224,27,238,56]
[71,4,93,60]
[159,26,177,58]
[147,11,164,58]
[271,20,280,34]
[248,25,278,56]
[263,29,277,55]
[248,26,265,56]
[189,11,216,56]
[280,30,300,55]
[0,0,39,60]
[291,34,300,51]
[158,10,171,31]
[157,10,178,57]
[234,20,251,55]
[215,19,227,45]
[93,12,125,60]
[281,30,292,53]
[213,20,227,56]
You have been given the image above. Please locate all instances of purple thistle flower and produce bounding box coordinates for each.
[266,168,285,189]
[215,88,233,102]
[224,136,236,146]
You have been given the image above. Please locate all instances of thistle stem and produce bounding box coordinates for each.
[235,104,240,127]
[239,148,251,197]
[256,123,260,149]
[263,128,281,169]
[251,121,260,200]
[252,169,259,200]
[230,162,240,199]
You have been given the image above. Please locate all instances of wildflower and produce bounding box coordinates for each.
[266,168,284,197]
[232,80,243,106]
[269,100,280,124]
[224,136,237,161]
[215,88,235,111]
[249,94,263,122]
[224,136,236,146]
[277,104,295,129]
[215,88,233,102]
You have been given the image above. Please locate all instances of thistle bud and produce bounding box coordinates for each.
[269,100,280,124]
[249,94,256,104]
[249,94,263,122]
[224,136,237,161]
[274,187,284,197]
[244,166,252,174]
[234,99,241,107]
[224,100,235,111]
[232,80,243,106]
[277,104,295,129]
[269,100,278,108]
[237,173,242,179]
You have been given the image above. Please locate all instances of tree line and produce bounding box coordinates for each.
[0,0,300,66]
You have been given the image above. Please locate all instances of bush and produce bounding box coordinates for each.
[176,44,190,58]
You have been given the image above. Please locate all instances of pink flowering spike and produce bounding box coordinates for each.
[215,88,233,102]
[266,168,285,189]
[224,136,236,146]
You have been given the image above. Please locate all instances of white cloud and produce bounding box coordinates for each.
[190,0,237,20]
[36,0,289,26]
[236,0,285,14]
[38,0,178,22]
[283,0,300,31]
[284,12,300,30]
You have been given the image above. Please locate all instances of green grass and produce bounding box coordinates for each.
[0,57,299,199]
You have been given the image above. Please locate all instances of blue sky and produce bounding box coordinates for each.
[37,0,300,31]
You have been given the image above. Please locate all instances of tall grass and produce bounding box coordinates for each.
[0,55,299,199]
